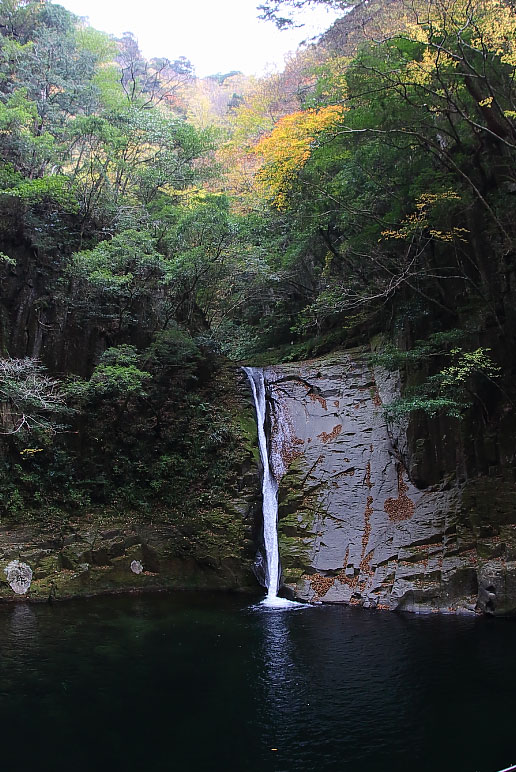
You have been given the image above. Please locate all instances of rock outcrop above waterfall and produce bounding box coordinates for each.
[266,350,516,616]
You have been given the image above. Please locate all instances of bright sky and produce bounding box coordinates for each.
[57,0,341,77]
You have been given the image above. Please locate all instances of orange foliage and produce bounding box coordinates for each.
[251,105,345,208]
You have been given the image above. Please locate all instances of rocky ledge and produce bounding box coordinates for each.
[0,514,258,601]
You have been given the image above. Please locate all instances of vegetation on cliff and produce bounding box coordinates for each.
[0,0,515,525]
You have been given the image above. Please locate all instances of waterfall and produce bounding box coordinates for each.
[244,367,297,608]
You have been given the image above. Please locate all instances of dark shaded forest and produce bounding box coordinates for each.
[0,0,515,527]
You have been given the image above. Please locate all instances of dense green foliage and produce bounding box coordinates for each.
[0,0,515,522]
[0,336,248,522]
[372,333,501,418]
[0,0,253,520]
[232,0,516,422]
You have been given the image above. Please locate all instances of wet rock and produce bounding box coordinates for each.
[4,560,32,594]
[266,350,516,615]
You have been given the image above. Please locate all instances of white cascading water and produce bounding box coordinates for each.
[244,367,297,608]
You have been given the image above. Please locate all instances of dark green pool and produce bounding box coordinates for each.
[0,592,514,771]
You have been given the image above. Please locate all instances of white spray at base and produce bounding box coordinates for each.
[244,367,299,609]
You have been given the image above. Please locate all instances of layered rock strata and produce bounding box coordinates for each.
[266,350,516,615]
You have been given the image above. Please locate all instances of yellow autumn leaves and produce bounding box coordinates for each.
[246,0,516,210]
[251,105,346,208]
[403,0,516,70]
[381,192,469,243]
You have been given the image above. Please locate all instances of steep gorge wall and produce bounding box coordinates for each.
[2,349,515,611]
[0,241,135,378]
[266,350,516,615]
[0,366,261,601]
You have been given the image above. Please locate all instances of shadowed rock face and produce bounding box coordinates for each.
[0,517,257,601]
[266,351,516,616]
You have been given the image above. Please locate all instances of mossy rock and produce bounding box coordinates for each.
[32,554,60,579]
[278,456,309,517]
[235,409,260,465]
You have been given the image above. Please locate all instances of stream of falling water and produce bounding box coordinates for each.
[244,367,298,608]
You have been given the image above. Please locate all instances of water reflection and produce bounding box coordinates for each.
[0,604,40,701]
[8,603,39,651]
[0,594,514,772]
[254,607,312,770]
[252,604,431,771]
[260,608,297,694]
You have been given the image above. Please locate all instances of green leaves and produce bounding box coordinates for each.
[429,347,501,395]
[68,230,168,333]
[65,107,214,231]
[71,229,165,288]
[85,346,151,399]
[0,87,36,129]
[1,174,78,210]
[376,338,501,420]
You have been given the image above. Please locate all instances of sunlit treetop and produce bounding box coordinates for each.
[252,104,346,207]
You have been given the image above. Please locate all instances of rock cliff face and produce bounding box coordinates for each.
[0,516,255,601]
[3,351,515,613]
[265,350,516,616]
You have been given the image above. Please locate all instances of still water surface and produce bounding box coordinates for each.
[0,592,514,772]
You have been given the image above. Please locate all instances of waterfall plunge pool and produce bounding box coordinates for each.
[0,591,514,772]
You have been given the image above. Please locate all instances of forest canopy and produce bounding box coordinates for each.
[0,0,515,518]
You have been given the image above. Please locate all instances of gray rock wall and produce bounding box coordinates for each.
[266,350,516,615]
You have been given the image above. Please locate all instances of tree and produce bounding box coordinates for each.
[68,229,169,336]
[0,357,67,435]
[252,104,345,207]
[257,0,350,28]
[117,32,194,111]
[238,0,516,345]
[64,107,214,239]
